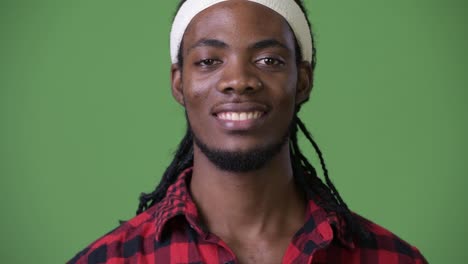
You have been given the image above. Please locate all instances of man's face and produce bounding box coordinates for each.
[171,1,311,171]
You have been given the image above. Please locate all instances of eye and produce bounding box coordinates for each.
[195,59,222,67]
[256,57,285,67]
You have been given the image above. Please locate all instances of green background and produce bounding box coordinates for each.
[1,0,467,263]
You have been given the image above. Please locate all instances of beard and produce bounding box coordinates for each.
[189,119,292,173]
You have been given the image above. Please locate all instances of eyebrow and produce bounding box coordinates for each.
[249,39,290,51]
[188,38,228,52]
[187,38,290,53]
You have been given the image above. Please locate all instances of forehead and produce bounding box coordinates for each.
[182,1,296,48]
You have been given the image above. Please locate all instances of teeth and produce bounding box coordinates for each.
[239,112,246,121]
[217,111,263,121]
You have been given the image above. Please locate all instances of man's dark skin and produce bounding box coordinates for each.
[171,1,313,263]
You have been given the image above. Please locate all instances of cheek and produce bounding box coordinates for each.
[181,78,217,135]
[182,77,211,109]
[275,82,299,122]
[272,74,298,108]
[278,96,297,122]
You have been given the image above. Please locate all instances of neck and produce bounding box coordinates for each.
[190,143,306,240]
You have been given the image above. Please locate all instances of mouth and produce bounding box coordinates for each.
[211,102,269,131]
[216,111,265,121]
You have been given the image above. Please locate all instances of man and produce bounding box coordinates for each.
[69,0,427,263]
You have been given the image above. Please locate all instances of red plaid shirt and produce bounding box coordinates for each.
[69,168,427,263]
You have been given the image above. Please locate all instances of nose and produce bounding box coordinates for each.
[216,60,263,95]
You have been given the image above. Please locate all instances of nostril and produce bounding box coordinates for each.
[223,87,235,93]
[245,86,255,92]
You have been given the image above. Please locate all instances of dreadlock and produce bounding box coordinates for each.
[137,0,366,239]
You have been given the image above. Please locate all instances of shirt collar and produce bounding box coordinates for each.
[153,167,355,249]
[153,168,203,241]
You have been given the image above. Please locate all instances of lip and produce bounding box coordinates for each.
[211,102,270,131]
[211,101,269,115]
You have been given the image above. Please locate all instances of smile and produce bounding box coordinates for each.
[217,111,264,121]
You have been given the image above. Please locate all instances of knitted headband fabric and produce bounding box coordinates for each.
[170,0,313,64]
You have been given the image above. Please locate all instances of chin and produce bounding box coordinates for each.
[193,132,289,173]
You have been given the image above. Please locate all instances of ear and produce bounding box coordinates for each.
[295,61,313,106]
[171,63,185,106]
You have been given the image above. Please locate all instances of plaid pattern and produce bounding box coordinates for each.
[68,168,427,264]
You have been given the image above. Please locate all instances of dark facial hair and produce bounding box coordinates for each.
[188,116,292,173]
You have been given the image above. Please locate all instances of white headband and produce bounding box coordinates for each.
[170,0,313,64]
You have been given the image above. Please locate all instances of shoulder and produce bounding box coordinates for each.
[350,213,428,263]
[317,212,428,263]
[67,206,159,264]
